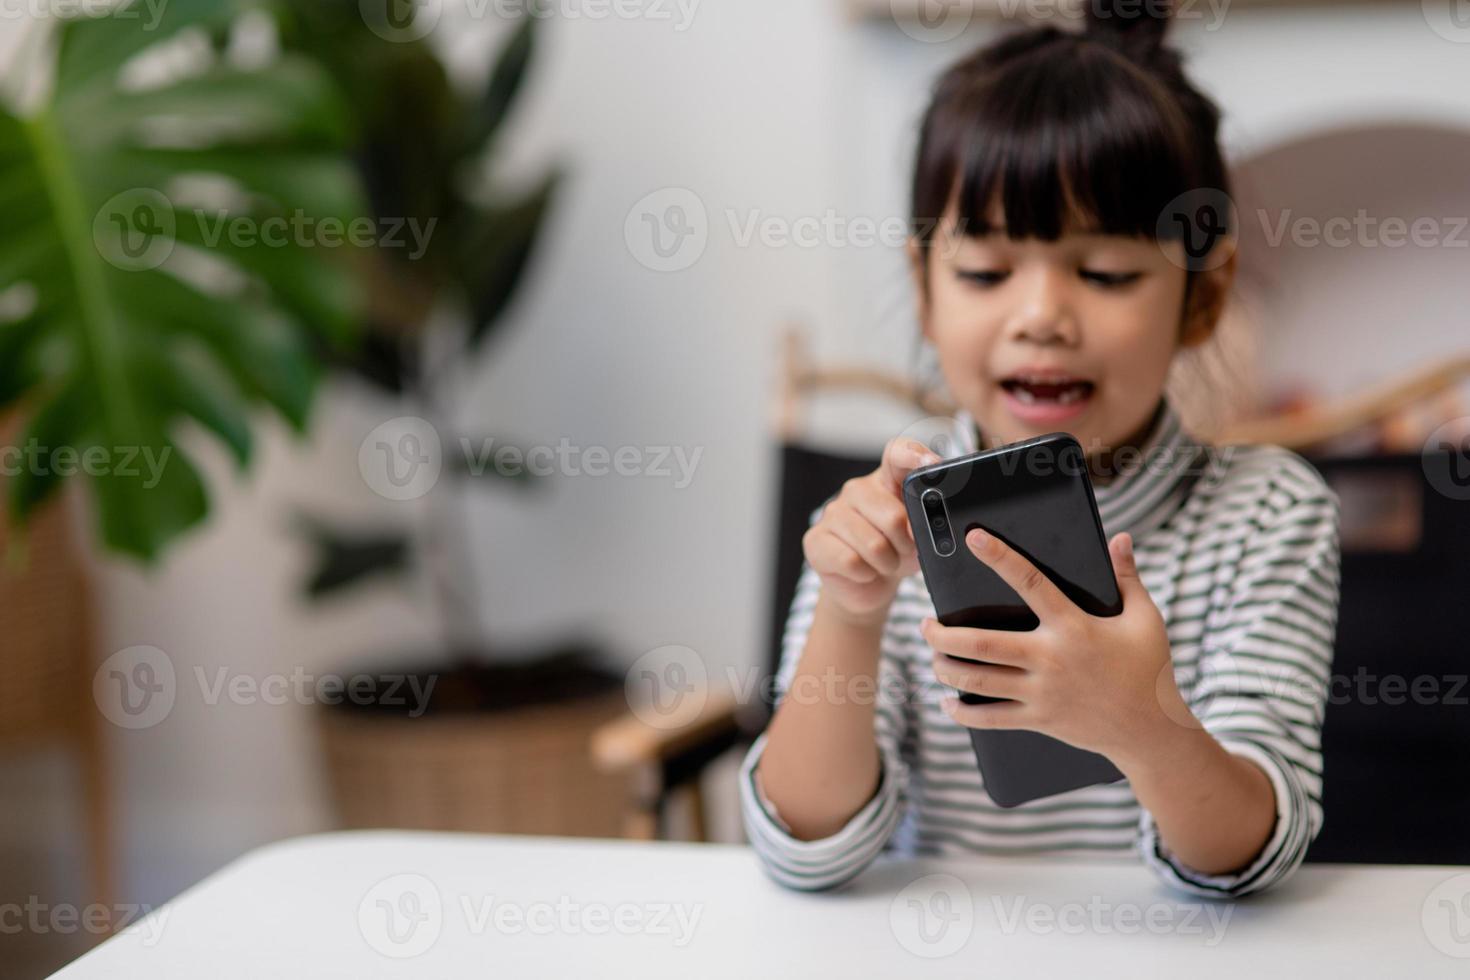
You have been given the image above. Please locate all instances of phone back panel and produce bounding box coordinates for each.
[902,433,1126,807]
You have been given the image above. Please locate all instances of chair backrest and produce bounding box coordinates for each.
[1304,450,1470,865]
[743,442,880,736]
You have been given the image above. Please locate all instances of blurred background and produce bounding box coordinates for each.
[2,1,1468,975]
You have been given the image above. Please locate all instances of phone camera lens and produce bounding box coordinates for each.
[936,537,953,552]
[931,516,947,530]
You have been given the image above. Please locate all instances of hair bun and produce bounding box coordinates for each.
[1083,0,1174,59]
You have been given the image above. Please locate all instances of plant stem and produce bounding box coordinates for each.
[25,107,141,446]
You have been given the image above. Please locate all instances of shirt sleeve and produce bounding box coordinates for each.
[739,504,913,892]
[1138,457,1341,898]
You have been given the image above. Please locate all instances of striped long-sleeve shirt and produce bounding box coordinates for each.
[739,398,1341,898]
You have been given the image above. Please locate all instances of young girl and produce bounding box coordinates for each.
[740,5,1340,899]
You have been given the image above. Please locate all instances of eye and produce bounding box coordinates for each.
[1079,269,1142,288]
[957,269,1009,288]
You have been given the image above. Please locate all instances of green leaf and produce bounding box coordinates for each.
[294,512,412,598]
[113,148,365,224]
[144,346,254,469]
[167,207,359,348]
[0,309,50,411]
[114,270,319,430]
[97,58,353,150]
[459,170,560,350]
[463,15,537,158]
[7,380,88,521]
[0,4,366,561]
[56,0,243,95]
[92,433,209,559]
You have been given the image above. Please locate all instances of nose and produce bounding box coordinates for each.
[1005,267,1078,347]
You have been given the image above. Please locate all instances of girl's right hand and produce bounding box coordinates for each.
[802,437,942,627]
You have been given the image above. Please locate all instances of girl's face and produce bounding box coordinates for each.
[911,204,1227,458]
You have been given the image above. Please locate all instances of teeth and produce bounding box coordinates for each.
[1004,378,1092,405]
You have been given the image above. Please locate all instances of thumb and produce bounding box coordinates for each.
[1109,532,1144,598]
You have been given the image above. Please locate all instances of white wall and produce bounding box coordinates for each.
[4,1,1468,909]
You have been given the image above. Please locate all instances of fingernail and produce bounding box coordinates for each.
[941,696,958,714]
[920,616,935,630]
[968,528,988,550]
[1119,533,1133,559]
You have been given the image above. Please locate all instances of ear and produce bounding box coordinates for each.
[906,237,933,343]
[1179,241,1237,349]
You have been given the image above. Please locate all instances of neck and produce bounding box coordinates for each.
[1087,398,1167,486]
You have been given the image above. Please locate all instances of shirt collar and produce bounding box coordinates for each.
[946,398,1207,540]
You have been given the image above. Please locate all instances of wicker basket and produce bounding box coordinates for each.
[316,688,630,838]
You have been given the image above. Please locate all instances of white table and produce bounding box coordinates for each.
[51,831,1470,978]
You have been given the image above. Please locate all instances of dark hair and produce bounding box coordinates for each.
[909,1,1231,278]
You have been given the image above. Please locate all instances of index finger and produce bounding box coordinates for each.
[965,527,1072,623]
[880,437,941,494]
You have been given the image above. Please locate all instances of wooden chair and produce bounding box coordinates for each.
[590,324,1470,857]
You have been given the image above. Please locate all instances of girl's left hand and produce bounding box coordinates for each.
[921,527,1193,770]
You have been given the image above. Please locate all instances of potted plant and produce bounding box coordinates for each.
[271,1,630,838]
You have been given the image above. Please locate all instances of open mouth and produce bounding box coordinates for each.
[999,374,1096,406]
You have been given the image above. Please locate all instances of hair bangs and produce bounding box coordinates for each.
[912,38,1226,252]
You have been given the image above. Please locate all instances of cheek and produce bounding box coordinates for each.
[925,278,1001,369]
[1097,281,1183,378]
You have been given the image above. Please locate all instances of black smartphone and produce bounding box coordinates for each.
[902,431,1125,807]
